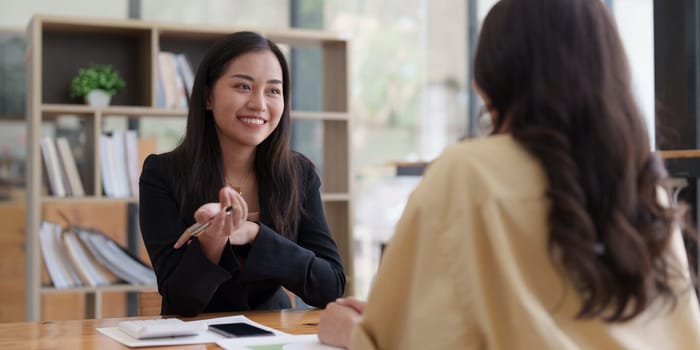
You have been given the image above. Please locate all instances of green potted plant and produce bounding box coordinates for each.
[70,64,126,107]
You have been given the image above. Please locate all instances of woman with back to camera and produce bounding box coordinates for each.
[318,0,700,348]
[139,31,345,316]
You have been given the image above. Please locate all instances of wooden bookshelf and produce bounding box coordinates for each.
[25,15,353,321]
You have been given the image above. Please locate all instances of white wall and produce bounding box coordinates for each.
[419,0,467,160]
[0,0,291,30]
[140,0,289,28]
[613,0,655,149]
[0,0,128,28]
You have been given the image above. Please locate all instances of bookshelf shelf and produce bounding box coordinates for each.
[321,193,351,202]
[292,111,349,121]
[40,106,349,121]
[25,15,353,321]
[40,284,156,294]
[41,196,139,204]
[41,104,189,117]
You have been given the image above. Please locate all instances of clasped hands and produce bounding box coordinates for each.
[174,186,259,249]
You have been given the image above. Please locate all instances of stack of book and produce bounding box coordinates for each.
[39,220,156,288]
[99,129,140,198]
[40,136,85,197]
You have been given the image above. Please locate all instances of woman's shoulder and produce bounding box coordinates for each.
[289,151,321,186]
[442,134,522,160]
[423,134,547,202]
[142,151,178,175]
[143,151,169,165]
[436,134,536,173]
[289,151,317,174]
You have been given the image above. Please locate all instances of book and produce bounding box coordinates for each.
[55,137,85,197]
[99,134,116,197]
[109,130,131,198]
[155,58,166,108]
[174,53,195,99]
[157,52,181,109]
[40,137,67,197]
[124,130,140,197]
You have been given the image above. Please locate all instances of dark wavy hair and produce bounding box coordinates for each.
[169,31,302,239]
[475,0,694,321]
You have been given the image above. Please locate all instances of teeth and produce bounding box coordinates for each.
[239,117,265,125]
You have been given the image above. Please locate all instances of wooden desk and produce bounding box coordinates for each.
[658,149,700,159]
[0,309,321,350]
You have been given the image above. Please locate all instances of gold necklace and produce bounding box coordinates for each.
[226,171,253,196]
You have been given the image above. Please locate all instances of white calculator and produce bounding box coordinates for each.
[118,318,208,339]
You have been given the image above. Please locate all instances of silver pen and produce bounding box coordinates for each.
[176,205,233,244]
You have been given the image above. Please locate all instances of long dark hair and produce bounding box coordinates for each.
[475,0,694,321]
[169,31,302,239]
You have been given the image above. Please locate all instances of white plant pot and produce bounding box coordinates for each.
[85,89,112,107]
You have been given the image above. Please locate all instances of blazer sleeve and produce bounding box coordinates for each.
[139,154,236,316]
[239,160,346,307]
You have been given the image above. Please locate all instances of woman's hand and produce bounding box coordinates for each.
[219,186,260,245]
[173,186,260,250]
[197,186,260,245]
[172,186,259,264]
[318,297,366,348]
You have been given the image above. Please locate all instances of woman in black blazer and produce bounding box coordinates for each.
[139,31,345,316]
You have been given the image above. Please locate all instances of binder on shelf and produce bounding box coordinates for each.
[77,229,157,285]
[39,221,157,288]
[62,229,111,287]
[39,221,81,288]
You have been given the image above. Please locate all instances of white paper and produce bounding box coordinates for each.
[217,333,342,350]
[96,315,287,348]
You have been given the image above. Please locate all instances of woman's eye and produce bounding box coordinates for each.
[267,88,282,95]
[234,84,251,90]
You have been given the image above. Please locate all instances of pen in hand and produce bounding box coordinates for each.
[174,205,233,249]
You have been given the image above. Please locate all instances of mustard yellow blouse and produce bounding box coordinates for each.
[351,135,700,349]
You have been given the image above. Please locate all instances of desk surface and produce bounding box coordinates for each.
[658,149,700,159]
[0,309,321,350]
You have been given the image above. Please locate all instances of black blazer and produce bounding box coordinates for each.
[139,152,345,316]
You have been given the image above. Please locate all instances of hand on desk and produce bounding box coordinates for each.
[319,297,367,348]
[174,186,260,253]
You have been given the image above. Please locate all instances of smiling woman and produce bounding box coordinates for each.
[138,31,346,316]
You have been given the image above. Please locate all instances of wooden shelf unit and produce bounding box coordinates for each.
[25,15,353,321]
